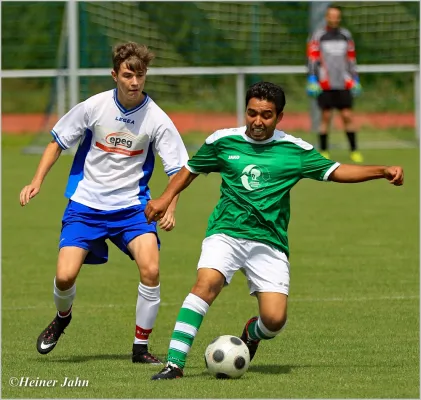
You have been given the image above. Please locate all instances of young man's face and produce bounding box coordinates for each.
[245,98,283,141]
[326,8,341,28]
[112,62,146,107]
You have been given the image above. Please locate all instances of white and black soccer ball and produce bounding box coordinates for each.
[204,335,250,379]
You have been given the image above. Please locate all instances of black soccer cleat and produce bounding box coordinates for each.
[240,316,260,361]
[36,313,72,355]
[151,363,184,380]
[132,344,163,364]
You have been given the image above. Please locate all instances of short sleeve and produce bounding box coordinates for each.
[153,119,189,176]
[51,102,90,149]
[186,141,220,175]
[301,148,340,181]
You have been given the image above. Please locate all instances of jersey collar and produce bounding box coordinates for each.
[113,89,149,116]
[241,127,285,144]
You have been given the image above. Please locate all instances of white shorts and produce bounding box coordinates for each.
[197,233,290,296]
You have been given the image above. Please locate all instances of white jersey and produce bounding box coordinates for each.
[51,89,189,210]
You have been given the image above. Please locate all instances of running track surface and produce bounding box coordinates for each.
[2,112,415,135]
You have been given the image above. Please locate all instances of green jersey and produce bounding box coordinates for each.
[186,127,340,257]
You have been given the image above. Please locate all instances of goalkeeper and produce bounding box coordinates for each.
[307,5,363,163]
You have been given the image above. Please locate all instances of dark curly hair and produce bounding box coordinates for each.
[245,82,286,116]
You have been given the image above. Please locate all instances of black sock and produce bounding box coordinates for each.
[319,133,328,151]
[346,131,357,151]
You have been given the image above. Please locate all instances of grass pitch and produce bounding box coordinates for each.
[1,133,419,398]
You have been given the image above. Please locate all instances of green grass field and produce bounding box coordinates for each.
[2,133,419,398]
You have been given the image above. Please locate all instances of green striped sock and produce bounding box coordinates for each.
[167,293,209,369]
[247,317,282,341]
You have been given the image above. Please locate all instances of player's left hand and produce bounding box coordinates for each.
[383,166,404,186]
[158,208,176,232]
[351,78,362,97]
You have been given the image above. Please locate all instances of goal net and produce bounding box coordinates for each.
[1,1,419,153]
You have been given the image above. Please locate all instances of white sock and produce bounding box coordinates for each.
[134,282,160,345]
[53,277,76,316]
[182,293,210,315]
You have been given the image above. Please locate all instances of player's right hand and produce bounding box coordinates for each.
[19,183,41,206]
[306,75,322,97]
[145,197,172,224]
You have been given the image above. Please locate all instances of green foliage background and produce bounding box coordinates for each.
[1,2,419,113]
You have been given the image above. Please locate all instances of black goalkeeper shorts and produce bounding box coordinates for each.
[317,90,353,110]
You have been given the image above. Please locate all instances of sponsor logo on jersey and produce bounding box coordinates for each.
[321,40,347,56]
[96,132,144,156]
[228,155,240,160]
[115,116,135,124]
[240,164,270,191]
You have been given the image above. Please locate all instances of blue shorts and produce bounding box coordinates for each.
[60,200,160,265]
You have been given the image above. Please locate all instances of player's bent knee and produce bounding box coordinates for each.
[55,274,77,290]
[55,264,80,288]
[139,264,160,286]
[321,110,332,122]
[56,247,86,289]
[341,110,352,122]
[260,313,287,333]
[191,276,224,305]
[191,283,222,304]
[56,264,83,290]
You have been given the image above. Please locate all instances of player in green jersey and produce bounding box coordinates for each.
[145,82,404,380]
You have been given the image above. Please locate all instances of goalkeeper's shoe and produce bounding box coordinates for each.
[132,344,163,364]
[350,151,364,163]
[151,362,184,380]
[320,151,330,160]
[240,316,261,362]
[36,313,72,355]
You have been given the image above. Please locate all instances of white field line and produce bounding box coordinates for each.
[2,294,419,311]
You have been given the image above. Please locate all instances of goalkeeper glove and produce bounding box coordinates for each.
[306,75,322,97]
[351,77,362,97]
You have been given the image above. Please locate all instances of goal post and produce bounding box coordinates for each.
[1,0,419,152]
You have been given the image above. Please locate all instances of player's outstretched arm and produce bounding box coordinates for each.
[19,140,63,206]
[145,166,198,224]
[157,174,183,232]
[329,164,404,186]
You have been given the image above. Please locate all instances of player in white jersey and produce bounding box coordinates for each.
[19,42,189,363]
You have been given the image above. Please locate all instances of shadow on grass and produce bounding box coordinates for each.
[34,353,291,376]
[248,364,291,374]
[188,364,291,378]
[33,353,168,363]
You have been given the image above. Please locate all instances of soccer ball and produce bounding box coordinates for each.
[204,335,250,379]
